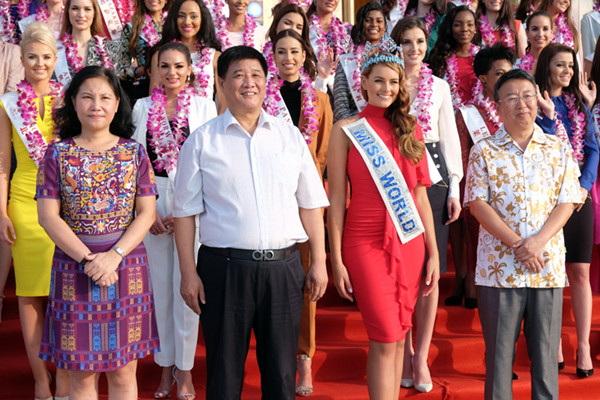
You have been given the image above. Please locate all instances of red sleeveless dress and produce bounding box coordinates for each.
[342,104,430,343]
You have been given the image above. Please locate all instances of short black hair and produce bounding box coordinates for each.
[494,69,536,103]
[55,66,134,139]
[473,44,516,77]
[217,45,268,78]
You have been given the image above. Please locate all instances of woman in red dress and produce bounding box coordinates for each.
[327,40,439,400]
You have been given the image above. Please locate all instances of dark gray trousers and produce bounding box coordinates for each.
[478,286,563,400]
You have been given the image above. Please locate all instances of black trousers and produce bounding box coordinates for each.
[197,246,305,400]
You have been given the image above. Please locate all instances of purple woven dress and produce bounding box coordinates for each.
[36,138,160,371]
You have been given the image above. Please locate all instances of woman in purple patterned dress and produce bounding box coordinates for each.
[36,66,159,399]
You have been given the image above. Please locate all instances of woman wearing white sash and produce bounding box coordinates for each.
[333,1,384,122]
[328,38,439,400]
[391,17,462,393]
[18,0,65,40]
[55,0,121,86]
[154,0,226,113]
[263,28,332,397]
[0,22,69,400]
[132,41,217,400]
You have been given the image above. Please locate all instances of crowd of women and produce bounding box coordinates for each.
[0,0,599,398]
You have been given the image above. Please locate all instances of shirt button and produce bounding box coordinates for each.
[434,153,439,158]
[436,164,441,168]
[432,143,437,148]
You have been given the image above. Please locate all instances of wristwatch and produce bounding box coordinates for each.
[112,246,125,259]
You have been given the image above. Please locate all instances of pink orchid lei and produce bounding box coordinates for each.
[18,0,29,19]
[264,67,319,144]
[1,0,16,44]
[471,79,502,132]
[115,0,134,25]
[413,63,434,139]
[16,79,63,164]
[147,84,194,173]
[288,0,311,10]
[445,43,479,110]
[263,40,275,77]
[394,0,409,20]
[554,13,574,48]
[310,13,347,70]
[516,53,534,72]
[35,3,50,22]
[558,92,586,162]
[479,14,515,49]
[405,7,438,34]
[142,12,166,47]
[351,44,366,107]
[216,8,257,50]
[63,34,114,73]
[192,42,212,98]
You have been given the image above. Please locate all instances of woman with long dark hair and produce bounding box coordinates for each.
[476,0,525,57]
[536,43,598,378]
[538,0,578,53]
[514,11,553,73]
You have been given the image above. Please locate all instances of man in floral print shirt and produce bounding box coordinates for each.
[464,69,584,400]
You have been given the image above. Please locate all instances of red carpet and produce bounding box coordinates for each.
[2,268,600,399]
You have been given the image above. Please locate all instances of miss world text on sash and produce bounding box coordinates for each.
[342,118,425,244]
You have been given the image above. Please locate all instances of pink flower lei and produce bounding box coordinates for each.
[554,13,574,48]
[479,14,515,49]
[471,79,502,132]
[264,67,319,144]
[351,44,366,107]
[445,43,479,110]
[413,63,434,139]
[405,7,438,34]
[214,0,257,51]
[516,53,534,72]
[142,12,166,47]
[16,79,63,164]
[18,0,29,20]
[1,0,16,44]
[146,84,194,173]
[288,0,311,10]
[35,3,50,22]
[114,0,134,25]
[62,33,114,73]
[310,13,347,70]
[557,92,586,163]
[192,41,213,98]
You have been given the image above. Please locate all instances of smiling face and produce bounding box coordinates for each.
[274,36,306,82]
[68,0,94,33]
[227,0,249,17]
[276,12,304,35]
[496,78,538,132]
[316,0,340,15]
[144,0,166,14]
[159,49,192,92]
[526,14,553,51]
[551,0,570,14]
[452,11,476,45]
[22,42,57,84]
[177,0,201,40]
[361,63,400,108]
[484,0,503,13]
[363,10,385,44]
[218,58,266,115]
[73,77,119,134]
[549,51,574,91]
[399,27,427,67]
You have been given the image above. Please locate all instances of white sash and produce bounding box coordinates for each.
[54,42,72,87]
[459,105,492,143]
[386,3,405,35]
[0,92,47,167]
[272,96,293,126]
[18,15,36,34]
[97,0,123,40]
[340,53,367,113]
[343,118,425,244]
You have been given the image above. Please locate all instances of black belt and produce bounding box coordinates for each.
[202,245,298,261]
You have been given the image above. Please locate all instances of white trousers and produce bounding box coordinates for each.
[145,176,199,370]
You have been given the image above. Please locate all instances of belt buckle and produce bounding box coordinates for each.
[252,249,275,261]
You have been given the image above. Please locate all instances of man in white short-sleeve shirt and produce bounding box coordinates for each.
[464,69,583,400]
[173,46,329,400]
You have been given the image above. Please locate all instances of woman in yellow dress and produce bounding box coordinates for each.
[0,22,68,400]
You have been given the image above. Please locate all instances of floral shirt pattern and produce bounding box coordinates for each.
[464,125,583,288]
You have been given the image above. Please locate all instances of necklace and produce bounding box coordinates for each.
[146,84,194,173]
[554,13,574,48]
[142,12,166,47]
[445,43,479,110]
[412,63,434,139]
[516,53,534,72]
[310,13,348,70]
[216,11,257,50]
[192,42,213,98]
[16,79,63,165]
[0,0,15,44]
[479,14,515,49]
[62,34,114,73]
[471,79,502,132]
[405,8,438,34]
[557,92,586,162]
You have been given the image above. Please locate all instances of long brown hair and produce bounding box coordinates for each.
[60,0,103,38]
[362,58,424,164]
[272,29,317,80]
[538,0,578,53]
[128,0,172,58]
[476,0,519,51]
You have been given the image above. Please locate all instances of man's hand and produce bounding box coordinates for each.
[180,272,205,315]
[513,236,545,273]
[305,260,328,302]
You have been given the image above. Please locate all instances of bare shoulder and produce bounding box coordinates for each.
[332,115,360,132]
